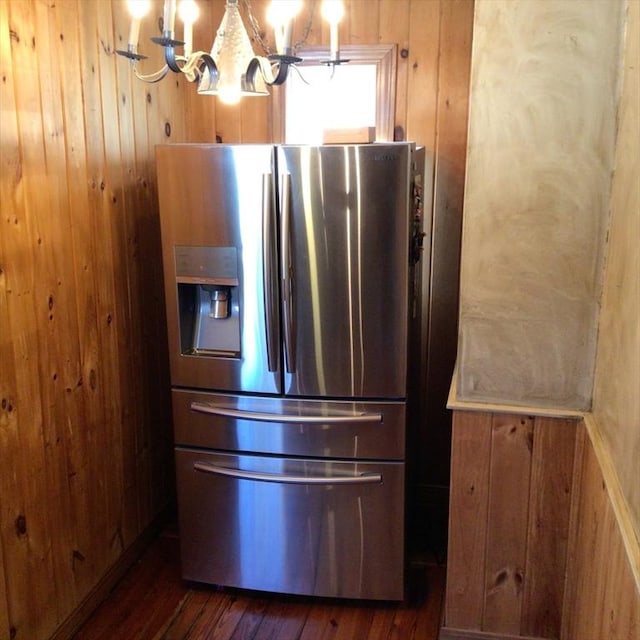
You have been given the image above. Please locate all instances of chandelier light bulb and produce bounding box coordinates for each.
[321,0,344,61]
[266,1,303,27]
[321,0,344,24]
[178,0,200,24]
[126,0,152,48]
[127,0,151,19]
[179,0,199,57]
[267,0,302,54]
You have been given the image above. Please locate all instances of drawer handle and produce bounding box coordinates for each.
[193,461,383,485]
[190,401,383,424]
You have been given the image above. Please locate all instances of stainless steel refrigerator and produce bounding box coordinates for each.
[156,142,428,601]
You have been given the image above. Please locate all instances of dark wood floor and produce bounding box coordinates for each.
[72,531,446,640]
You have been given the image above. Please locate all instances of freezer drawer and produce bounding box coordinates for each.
[172,389,406,460]
[176,447,405,600]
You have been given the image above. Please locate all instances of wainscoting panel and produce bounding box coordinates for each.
[444,410,640,640]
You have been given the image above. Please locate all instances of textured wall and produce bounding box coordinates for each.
[457,0,625,409]
[592,0,640,542]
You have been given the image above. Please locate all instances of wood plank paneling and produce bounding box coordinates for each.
[521,418,577,638]
[348,0,380,45]
[445,410,639,640]
[445,411,491,629]
[96,0,141,551]
[420,0,474,492]
[1,1,178,638]
[378,0,410,138]
[3,0,64,635]
[1,1,31,638]
[54,0,105,600]
[77,0,126,574]
[562,426,640,640]
[405,0,440,148]
[483,415,533,633]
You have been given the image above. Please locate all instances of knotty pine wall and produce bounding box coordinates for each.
[0,1,474,638]
[442,411,640,640]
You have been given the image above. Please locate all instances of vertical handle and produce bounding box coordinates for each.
[262,174,279,372]
[280,173,295,373]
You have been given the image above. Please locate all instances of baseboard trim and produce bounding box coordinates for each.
[440,626,548,640]
[50,505,173,640]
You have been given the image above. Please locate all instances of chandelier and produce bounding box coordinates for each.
[116,0,346,104]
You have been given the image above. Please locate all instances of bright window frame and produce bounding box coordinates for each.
[271,44,397,143]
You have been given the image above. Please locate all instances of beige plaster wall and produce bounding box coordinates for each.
[592,0,639,539]
[457,0,625,409]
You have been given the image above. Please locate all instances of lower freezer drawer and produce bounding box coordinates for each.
[175,447,405,600]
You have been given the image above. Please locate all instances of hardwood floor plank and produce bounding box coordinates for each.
[73,536,188,640]
[182,593,245,639]
[297,603,344,640]
[228,596,271,639]
[74,533,445,640]
[250,598,312,640]
[331,606,376,640]
[413,565,447,640]
[156,591,215,640]
[366,606,397,640]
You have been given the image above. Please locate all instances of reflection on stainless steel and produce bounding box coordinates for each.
[190,400,383,424]
[156,143,427,602]
[278,145,410,398]
[261,173,279,373]
[193,460,383,484]
[157,145,280,394]
[173,390,405,460]
[177,447,404,600]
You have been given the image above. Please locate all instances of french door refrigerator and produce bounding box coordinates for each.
[156,142,427,601]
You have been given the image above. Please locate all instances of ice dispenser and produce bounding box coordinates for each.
[175,246,241,357]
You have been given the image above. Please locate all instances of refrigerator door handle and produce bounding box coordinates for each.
[262,173,279,372]
[279,172,296,373]
[193,461,383,485]
[190,401,383,424]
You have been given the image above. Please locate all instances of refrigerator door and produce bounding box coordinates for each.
[176,447,405,600]
[156,144,281,395]
[278,144,413,398]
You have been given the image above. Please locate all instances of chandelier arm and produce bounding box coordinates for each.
[246,55,301,88]
[269,60,293,86]
[165,51,216,84]
[245,57,267,91]
[196,53,219,88]
[131,62,171,84]
[163,45,183,74]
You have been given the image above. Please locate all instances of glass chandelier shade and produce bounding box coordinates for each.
[198,0,268,102]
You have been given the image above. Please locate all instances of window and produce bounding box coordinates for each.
[272,44,397,143]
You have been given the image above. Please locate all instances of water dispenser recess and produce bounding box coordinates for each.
[206,286,230,319]
[174,246,241,357]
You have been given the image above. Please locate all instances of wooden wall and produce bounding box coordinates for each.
[562,418,640,640]
[0,1,473,639]
[443,410,640,640]
[1,1,184,638]
[591,0,640,551]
